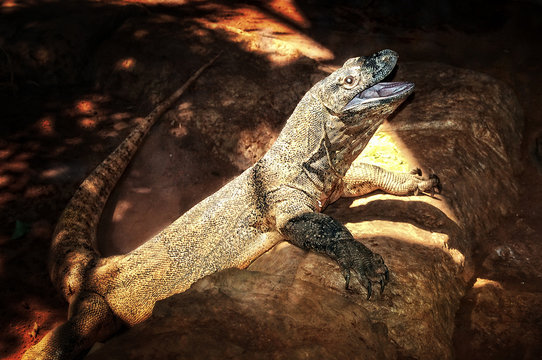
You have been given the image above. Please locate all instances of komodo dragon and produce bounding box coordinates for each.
[24,49,440,359]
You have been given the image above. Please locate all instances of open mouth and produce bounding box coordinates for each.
[343,81,414,111]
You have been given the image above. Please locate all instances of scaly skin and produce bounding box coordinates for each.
[24,49,440,360]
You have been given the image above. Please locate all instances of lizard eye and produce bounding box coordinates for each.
[343,75,356,88]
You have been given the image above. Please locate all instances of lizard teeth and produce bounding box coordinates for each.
[343,81,414,111]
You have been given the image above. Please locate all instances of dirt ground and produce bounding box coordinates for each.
[1,0,541,359]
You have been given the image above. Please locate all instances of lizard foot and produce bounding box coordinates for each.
[282,212,390,300]
[335,239,389,299]
[408,168,441,197]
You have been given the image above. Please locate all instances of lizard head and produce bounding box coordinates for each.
[316,49,414,119]
[269,50,414,190]
[305,50,414,182]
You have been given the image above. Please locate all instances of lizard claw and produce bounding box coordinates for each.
[410,168,422,176]
[366,281,372,300]
[415,172,441,197]
[338,241,389,299]
[427,174,442,197]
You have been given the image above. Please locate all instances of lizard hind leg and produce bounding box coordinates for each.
[22,291,120,360]
[342,162,441,197]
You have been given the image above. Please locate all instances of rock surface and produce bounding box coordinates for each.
[86,62,523,360]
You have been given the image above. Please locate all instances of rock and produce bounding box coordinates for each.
[453,215,542,359]
[86,61,523,360]
[88,268,397,360]
[454,279,542,359]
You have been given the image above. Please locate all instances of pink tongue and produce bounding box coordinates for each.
[343,81,413,111]
[361,82,410,100]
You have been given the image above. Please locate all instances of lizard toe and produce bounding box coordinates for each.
[415,173,442,197]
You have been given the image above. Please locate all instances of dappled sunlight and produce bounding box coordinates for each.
[1,0,19,11]
[195,2,333,65]
[111,199,133,222]
[472,277,503,289]
[354,124,459,226]
[356,128,411,173]
[0,174,12,187]
[70,95,134,134]
[0,148,13,160]
[104,0,329,65]
[269,0,311,28]
[111,112,133,121]
[75,100,96,114]
[79,117,97,129]
[347,219,447,247]
[40,165,69,180]
[23,184,54,199]
[115,57,137,71]
[2,158,29,172]
[346,219,465,266]
[115,0,191,4]
[37,116,55,136]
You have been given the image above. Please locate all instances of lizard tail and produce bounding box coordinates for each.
[49,54,220,303]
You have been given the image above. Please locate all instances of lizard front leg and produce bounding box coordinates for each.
[342,162,441,197]
[281,211,389,299]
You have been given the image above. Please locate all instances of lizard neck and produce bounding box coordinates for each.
[265,90,382,208]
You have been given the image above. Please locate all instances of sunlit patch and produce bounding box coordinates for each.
[0,192,16,205]
[93,1,327,65]
[356,130,411,172]
[97,129,119,139]
[133,29,149,39]
[269,0,311,28]
[195,3,333,65]
[353,125,459,225]
[345,219,464,265]
[473,278,502,289]
[41,166,69,179]
[38,116,55,135]
[65,137,83,145]
[14,152,31,161]
[448,248,465,267]
[1,161,27,174]
[113,121,129,131]
[133,187,152,194]
[111,112,132,121]
[24,185,53,198]
[0,148,13,160]
[116,57,137,71]
[170,102,192,138]
[346,219,449,247]
[0,174,12,188]
[79,117,96,129]
[1,0,18,8]
[82,179,100,195]
[115,0,187,4]
[112,200,132,222]
[34,47,51,65]
[76,100,95,114]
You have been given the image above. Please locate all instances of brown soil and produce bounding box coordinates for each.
[1,0,540,359]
